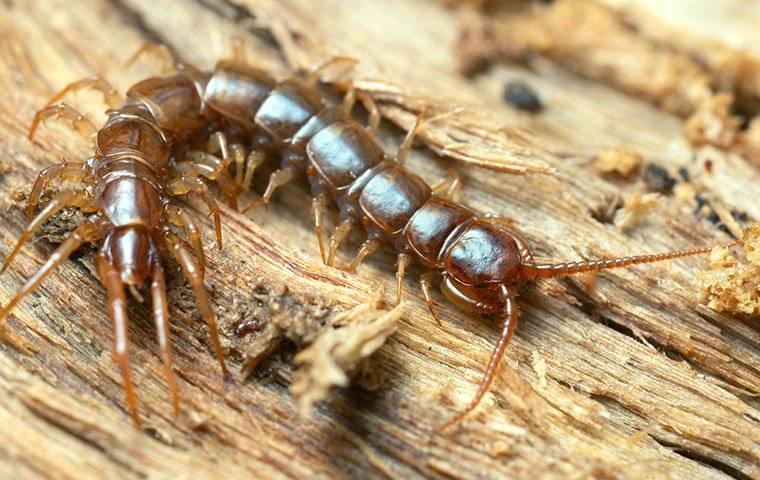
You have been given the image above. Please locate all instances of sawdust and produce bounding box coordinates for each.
[683,93,742,149]
[291,294,403,415]
[613,192,659,232]
[698,224,760,315]
[593,147,642,177]
[232,284,334,377]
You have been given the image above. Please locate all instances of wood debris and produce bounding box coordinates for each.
[698,224,760,315]
[291,295,403,415]
[613,192,659,232]
[593,147,642,177]
[740,117,760,168]
[683,93,742,149]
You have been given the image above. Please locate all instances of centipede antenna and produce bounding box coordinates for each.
[522,241,740,280]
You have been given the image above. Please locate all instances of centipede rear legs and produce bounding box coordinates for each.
[434,287,519,432]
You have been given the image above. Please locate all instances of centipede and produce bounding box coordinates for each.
[0,45,283,426]
[1,39,739,431]
[180,41,740,431]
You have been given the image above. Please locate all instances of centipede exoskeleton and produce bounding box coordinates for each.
[0,44,307,426]
[181,40,740,431]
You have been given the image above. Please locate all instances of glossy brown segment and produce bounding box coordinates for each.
[359,164,431,237]
[96,108,170,163]
[205,61,275,127]
[283,107,345,171]
[306,120,385,190]
[405,196,474,266]
[254,78,324,144]
[126,74,205,132]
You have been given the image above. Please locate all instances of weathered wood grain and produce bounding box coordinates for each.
[0,0,758,478]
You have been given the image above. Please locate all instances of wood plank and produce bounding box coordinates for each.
[0,0,757,478]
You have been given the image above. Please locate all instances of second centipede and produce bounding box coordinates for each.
[183,45,737,430]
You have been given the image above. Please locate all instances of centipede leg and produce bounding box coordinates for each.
[165,232,228,376]
[395,253,411,305]
[347,239,381,273]
[268,20,307,71]
[431,167,462,200]
[230,143,246,188]
[25,162,94,220]
[178,177,222,250]
[185,150,239,210]
[98,252,141,427]
[29,103,97,142]
[327,219,354,267]
[2,190,92,274]
[0,221,100,328]
[305,55,359,85]
[42,75,122,110]
[395,114,424,166]
[207,132,231,167]
[166,173,223,249]
[150,259,180,416]
[126,42,178,74]
[340,83,357,114]
[312,195,328,264]
[242,150,265,193]
[241,168,296,212]
[420,272,443,327]
[197,182,223,250]
[357,92,380,136]
[436,286,517,432]
[229,36,248,65]
[165,204,206,277]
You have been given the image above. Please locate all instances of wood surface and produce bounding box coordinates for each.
[0,0,758,479]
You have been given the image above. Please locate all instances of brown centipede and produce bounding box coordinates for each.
[185,41,740,431]
[0,44,303,426]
